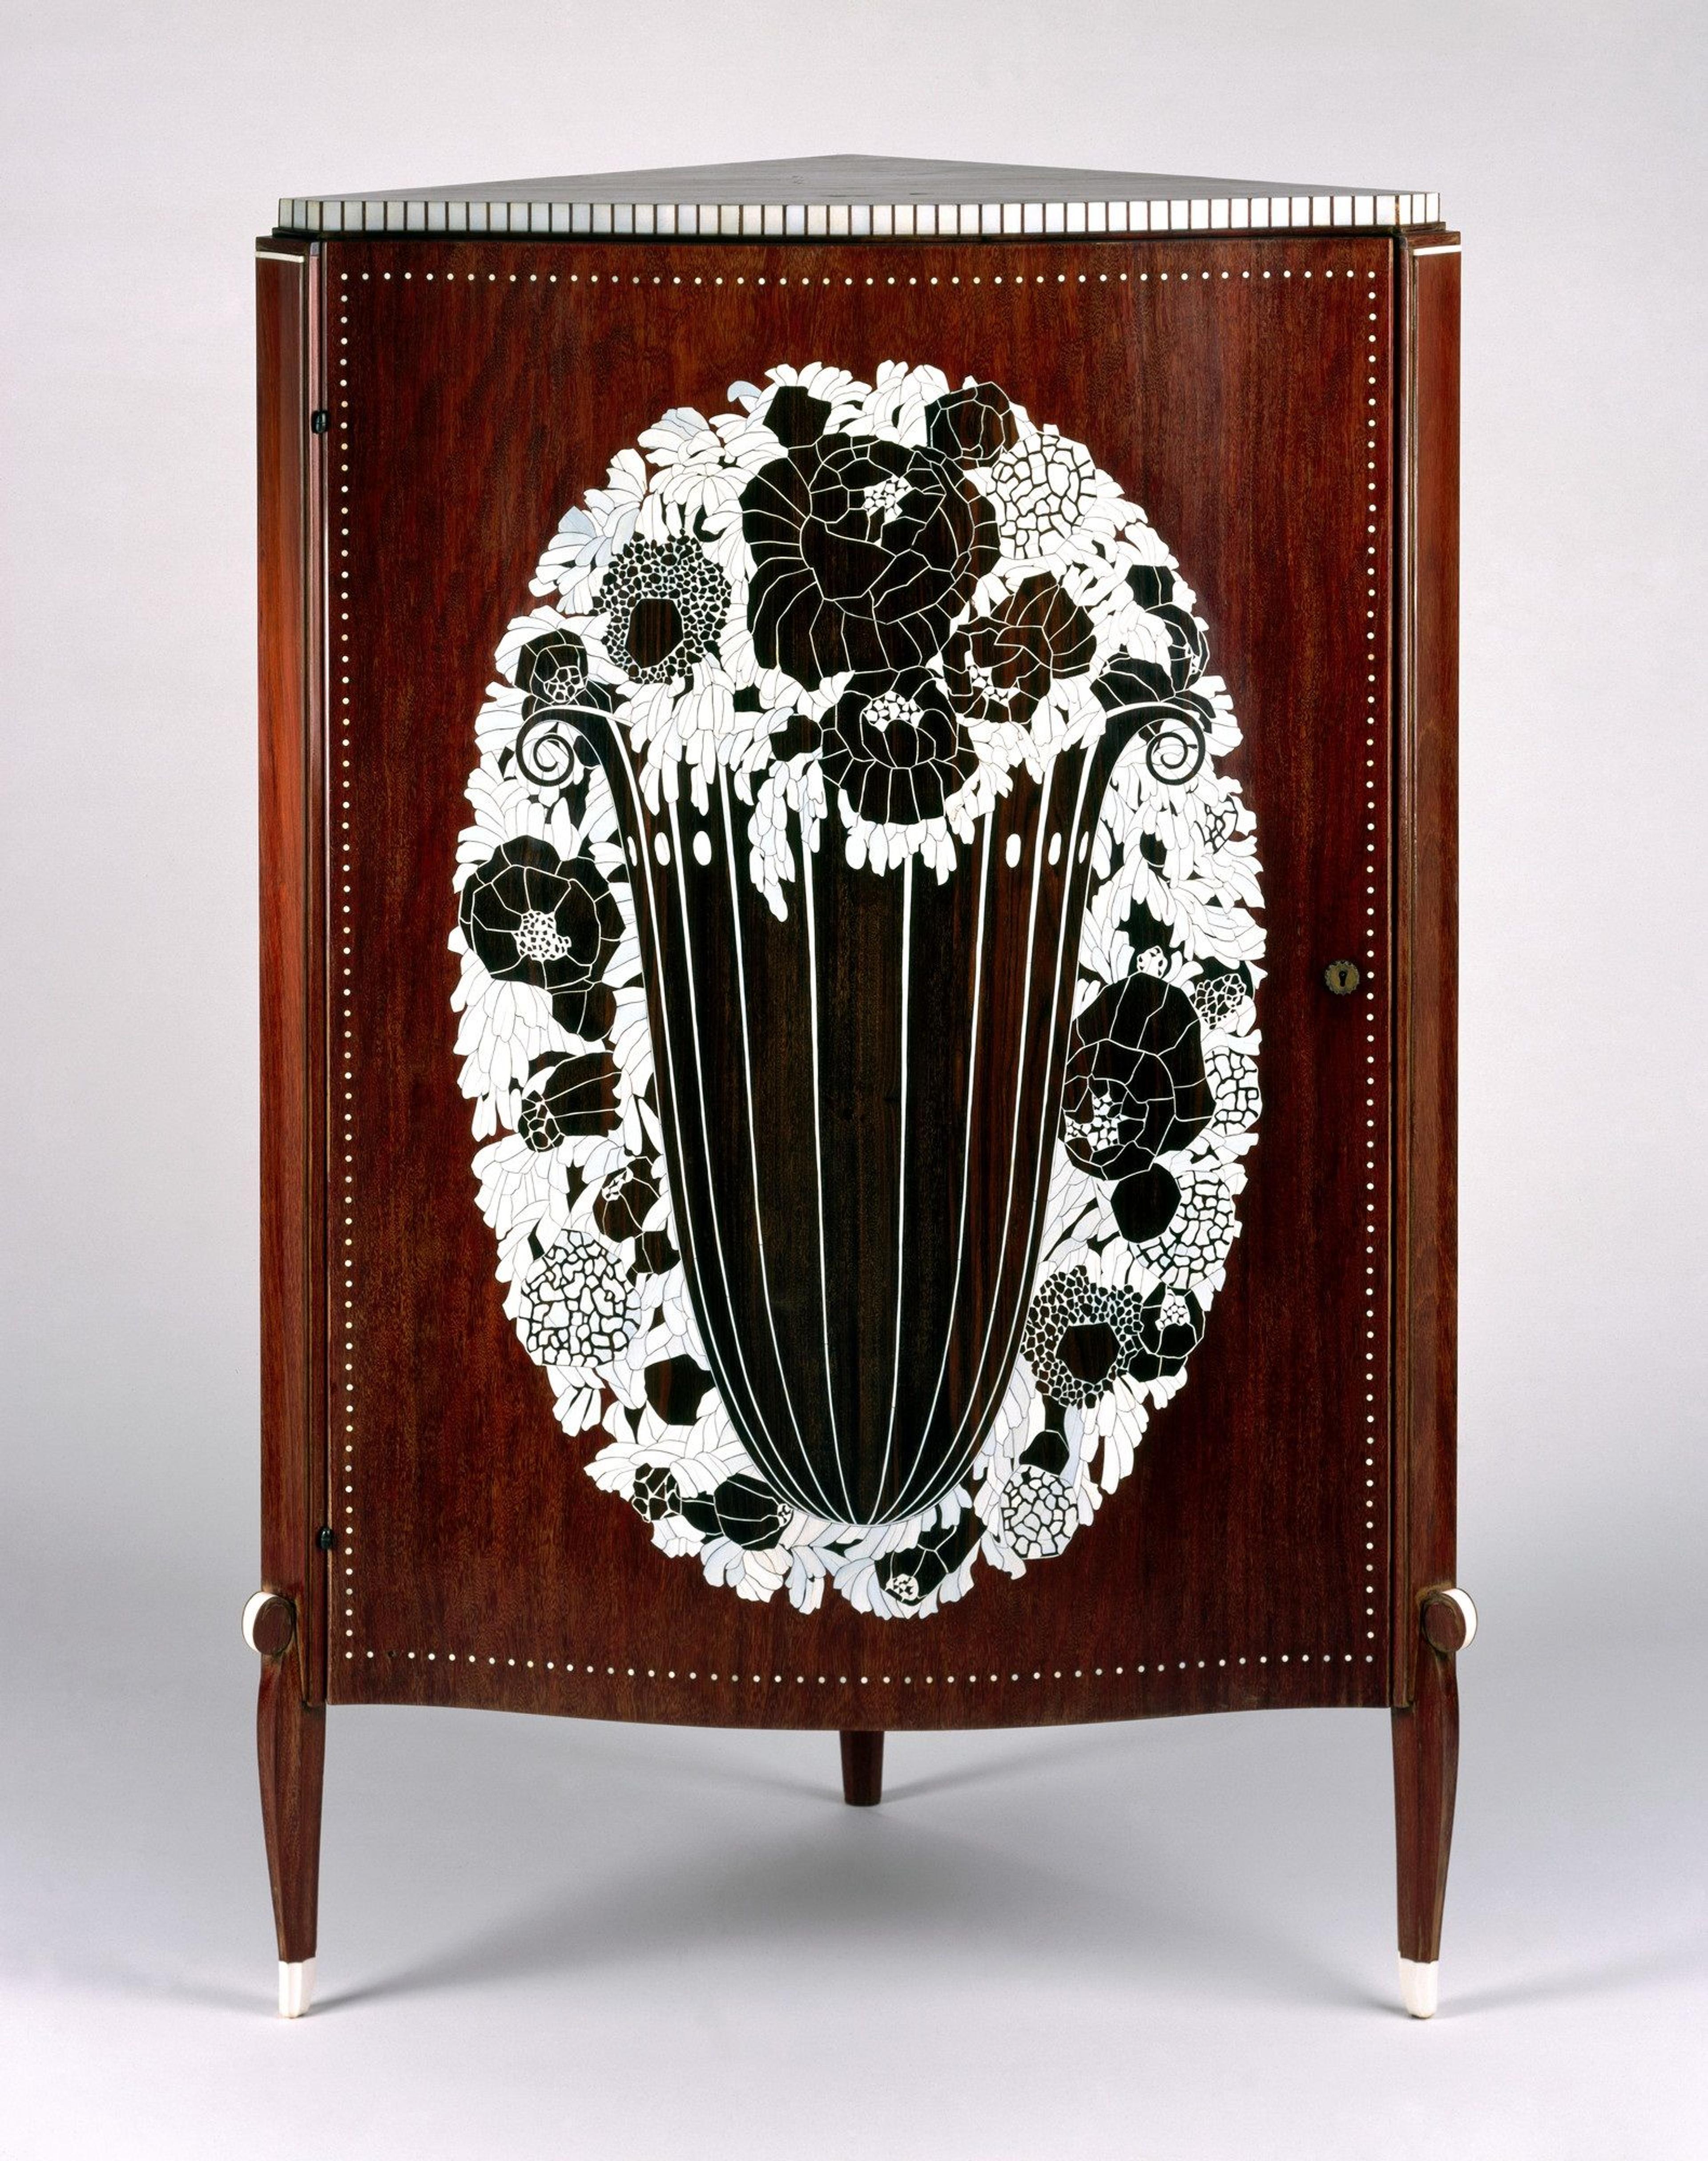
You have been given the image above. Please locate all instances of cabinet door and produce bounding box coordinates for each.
[308,235,1394,1727]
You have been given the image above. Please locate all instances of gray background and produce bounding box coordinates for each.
[3,3,1704,2154]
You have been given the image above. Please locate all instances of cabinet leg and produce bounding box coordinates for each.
[258,1653,326,2017]
[839,1729,884,1807]
[1390,1642,1458,2018]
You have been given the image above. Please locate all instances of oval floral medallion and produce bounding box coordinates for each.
[451,362,1265,1620]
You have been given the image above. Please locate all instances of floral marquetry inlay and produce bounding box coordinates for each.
[451,360,1265,1620]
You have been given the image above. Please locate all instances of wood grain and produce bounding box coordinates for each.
[275,234,1405,1732]
[257,243,328,1703]
[1391,237,1460,1706]
[1391,1634,1458,1963]
[258,1653,326,1966]
[839,1730,885,1807]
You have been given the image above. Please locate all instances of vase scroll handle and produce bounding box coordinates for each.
[514,686,622,791]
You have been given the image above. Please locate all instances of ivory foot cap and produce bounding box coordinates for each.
[1398,1954,1438,2019]
[278,1957,315,2019]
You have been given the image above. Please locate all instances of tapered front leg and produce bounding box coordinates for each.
[840,1730,884,1807]
[1391,1586,1475,2017]
[248,1594,326,2016]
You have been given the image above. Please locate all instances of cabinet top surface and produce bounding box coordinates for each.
[274,151,1443,239]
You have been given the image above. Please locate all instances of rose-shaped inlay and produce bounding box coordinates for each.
[1062,974,1213,1179]
[874,1512,980,1607]
[820,669,978,826]
[458,836,622,1036]
[1128,1286,1205,1381]
[741,435,998,689]
[943,572,1097,722]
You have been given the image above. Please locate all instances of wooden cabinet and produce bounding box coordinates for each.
[251,157,1468,2021]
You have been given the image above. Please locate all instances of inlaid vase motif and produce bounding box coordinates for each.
[451,363,1265,1619]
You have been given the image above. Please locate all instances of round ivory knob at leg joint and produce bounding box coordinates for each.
[242,1590,297,1658]
[1420,1585,1477,1654]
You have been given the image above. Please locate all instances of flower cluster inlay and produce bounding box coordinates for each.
[451,358,1266,1621]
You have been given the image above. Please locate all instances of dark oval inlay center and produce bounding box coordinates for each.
[625,595,683,670]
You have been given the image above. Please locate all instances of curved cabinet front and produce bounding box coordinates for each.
[290,232,1401,1727]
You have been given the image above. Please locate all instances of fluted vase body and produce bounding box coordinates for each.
[581,720,1130,1525]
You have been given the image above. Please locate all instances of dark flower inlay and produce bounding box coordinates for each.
[598,536,730,684]
[875,1511,980,1608]
[681,1473,793,1552]
[514,627,589,706]
[741,433,998,689]
[592,1160,661,1242]
[459,836,623,1034]
[645,1356,713,1427]
[1109,1161,1182,1243]
[1061,973,1212,1180]
[1021,1265,1206,1404]
[763,383,833,448]
[630,1464,681,1521]
[1125,563,1175,612]
[943,572,1096,722]
[517,1052,620,1151]
[925,381,1019,466]
[1022,1265,1146,1407]
[820,669,978,826]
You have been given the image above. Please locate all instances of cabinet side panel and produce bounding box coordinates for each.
[1393,240,1460,1702]
[257,244,329,1701]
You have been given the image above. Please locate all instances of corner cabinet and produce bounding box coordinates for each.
[250,155,1470,2023]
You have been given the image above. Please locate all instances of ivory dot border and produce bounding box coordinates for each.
[352,1650,1375,1687]
[327,250,1391,1688]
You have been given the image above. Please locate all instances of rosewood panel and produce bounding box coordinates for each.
[257,242,329,1703]
[1392,1633,1458,1962]
[1392,238,1460,1704]
[258,1652,326,1964]
[313,236,1395,1729]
